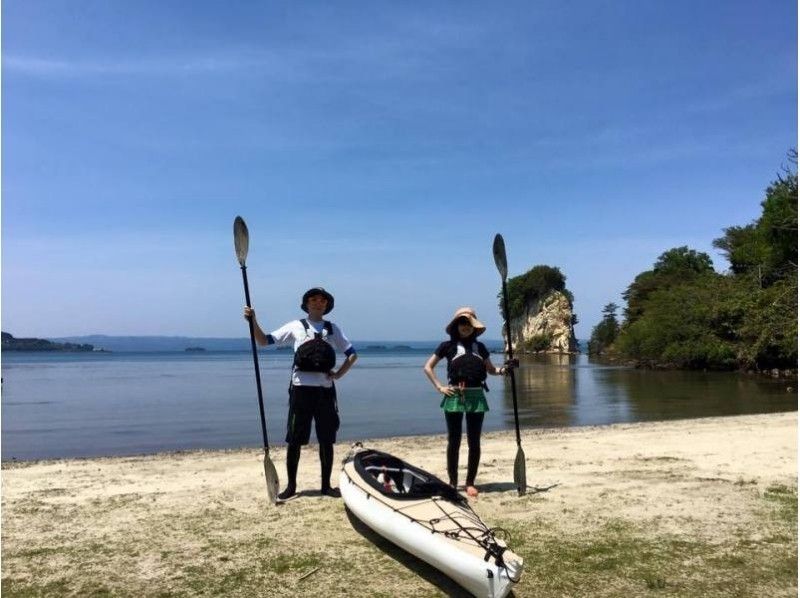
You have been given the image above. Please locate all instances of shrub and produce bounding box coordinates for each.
[524,334,552,352]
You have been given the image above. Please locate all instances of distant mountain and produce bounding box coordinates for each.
[49,335,506,353]
[50,335,251,352]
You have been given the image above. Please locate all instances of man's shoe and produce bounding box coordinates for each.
[277,486,297,501]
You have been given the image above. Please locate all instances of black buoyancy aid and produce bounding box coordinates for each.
[294,319,337,372]
[447,342,487,387]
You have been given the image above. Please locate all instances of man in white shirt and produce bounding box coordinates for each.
[245,287,358,500]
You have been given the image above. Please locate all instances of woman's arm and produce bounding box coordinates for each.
[485,357,518,375]
[485,358,504,375]
[423,354,456,396]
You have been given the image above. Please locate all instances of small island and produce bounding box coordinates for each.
[184,347,207,353]
[1,332,94,352]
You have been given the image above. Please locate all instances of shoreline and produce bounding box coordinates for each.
[2,409,797,467]
[3,412,796,596]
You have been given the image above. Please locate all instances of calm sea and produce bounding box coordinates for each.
[1,349,796,460]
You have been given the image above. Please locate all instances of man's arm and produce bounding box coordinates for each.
[244,307,270,346]
[331,350,358,380]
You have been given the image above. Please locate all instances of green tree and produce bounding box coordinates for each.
[615,275,736,369]
[653,246,715,275]
[623,247,714,323]
[715,272,798,369]
[712,224,767,280]
[758,158,798,281]
[588,303,620,355]
[714,151,797,286]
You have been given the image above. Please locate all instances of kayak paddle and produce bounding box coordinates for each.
[234,216,280,504]
[493,233,527,496]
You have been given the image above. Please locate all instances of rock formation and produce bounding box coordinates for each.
[504,291,578,354]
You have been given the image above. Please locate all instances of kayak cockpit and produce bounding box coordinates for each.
[353,449,464,502]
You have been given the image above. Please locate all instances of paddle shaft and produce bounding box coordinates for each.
[500,278,522,447]
[240,264,270,448]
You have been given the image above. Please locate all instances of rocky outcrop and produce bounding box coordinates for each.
[504,291,578,354]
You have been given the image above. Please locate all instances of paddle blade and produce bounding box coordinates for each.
[514,445,527,496]
[234,216,249,266]
[263,450,280,505]
[493,234,508,280]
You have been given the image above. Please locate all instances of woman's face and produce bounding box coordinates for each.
[457,317,474,338]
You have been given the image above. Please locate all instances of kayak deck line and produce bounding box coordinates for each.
[342,467,510,563]
[340,446,523,597]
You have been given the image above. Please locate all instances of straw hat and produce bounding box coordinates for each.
[445,307,486,337]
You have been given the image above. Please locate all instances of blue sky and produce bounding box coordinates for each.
[2,1,796,341]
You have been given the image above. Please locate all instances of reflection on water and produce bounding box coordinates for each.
[508,354,579,427]
[499,354,795,429]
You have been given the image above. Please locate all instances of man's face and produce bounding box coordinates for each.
[306,294,328,316]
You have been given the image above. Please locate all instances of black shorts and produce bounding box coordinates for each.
[285,385,340,445]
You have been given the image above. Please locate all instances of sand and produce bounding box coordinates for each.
[2,411,797,597]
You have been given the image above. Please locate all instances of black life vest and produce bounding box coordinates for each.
[294,319,337,373]
[447,342,488,387]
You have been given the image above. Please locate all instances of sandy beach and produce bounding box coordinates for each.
[2,411,797,597]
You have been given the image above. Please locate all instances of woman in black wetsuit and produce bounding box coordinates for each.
[423,307,514,498]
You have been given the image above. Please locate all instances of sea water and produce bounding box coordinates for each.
[1,349,795,460]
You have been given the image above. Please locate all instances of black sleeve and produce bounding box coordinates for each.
[477,341,490,360]
[434,341,451,359]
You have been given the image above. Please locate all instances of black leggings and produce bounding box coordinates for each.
[284,442,335,490]
[444,411,485,487]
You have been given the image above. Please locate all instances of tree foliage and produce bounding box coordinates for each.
[713,151,798,286]
[600,153,797,371]
[588,303,620,355]
[614,276,738,369]
[524,334,553,352]
[501,265,572,320]
[623,247,715,324]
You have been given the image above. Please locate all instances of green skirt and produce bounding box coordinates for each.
[440,387,489,413]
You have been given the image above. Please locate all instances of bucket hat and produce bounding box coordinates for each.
[445,307,486,337]
[301,287,335,314]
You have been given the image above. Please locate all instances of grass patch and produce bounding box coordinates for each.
[261,552,321,574]
[13,546,63,559]
[171,551,327,596]
[2,577,115,598]
[493,515,797,597]
[763,484,798,524]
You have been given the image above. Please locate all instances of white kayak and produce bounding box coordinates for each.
[340,445,523,598]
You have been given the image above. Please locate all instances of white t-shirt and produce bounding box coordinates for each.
[267,319,355,387]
